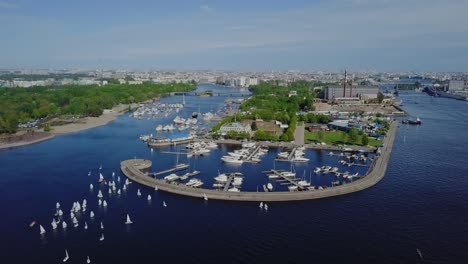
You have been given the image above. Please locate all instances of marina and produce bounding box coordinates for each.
[120,120,397,201]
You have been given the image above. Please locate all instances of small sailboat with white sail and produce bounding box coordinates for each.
[39,225,46,235]
[125,214,133,224]
[51,219,57,230]
[163,201,167,207]
[99,234,104,241]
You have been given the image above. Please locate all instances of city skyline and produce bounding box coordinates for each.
[1,0,468,71]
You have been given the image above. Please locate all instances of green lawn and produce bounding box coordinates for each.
[304,130,381,147]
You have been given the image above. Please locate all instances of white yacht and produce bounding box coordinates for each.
[221,156,243,164]
[267,183,273,191]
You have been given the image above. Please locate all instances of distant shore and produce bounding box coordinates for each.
[0,103,133,150]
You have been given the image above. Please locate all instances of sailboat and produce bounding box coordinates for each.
[86,256,90,264]
[117,176,121,182]
[58,209,63,216]
[90,183,94,190]
[123,184,127,191]
[98,173,104,184]
[88,171,91,176]
[259,202,263,209]
[125,214,133,224]
[203,193,208,201]
[182,93,186,105]
[112,172,115,177]
[84,222,88,230]
[117,189,121,195]
[51,219,57,229]
[163,201,167,207]
[39,225,46,235]
[99,234,104,241]
[69,211,74,219]
[90,211,95,218]
[100,222,104,229]
[264,203,269,211]
[147,194,152,201]
[62,221,67,229]
[72,217,79,228]
[62,249,69,262]
[103,200,108,207]
[98,199,102,206]
[137,189,141,196]
[108,188,112,194]
[56,202,61,209]
[99,165,102,170]
[97,190,103,199]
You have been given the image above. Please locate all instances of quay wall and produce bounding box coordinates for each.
[121,122,397,202]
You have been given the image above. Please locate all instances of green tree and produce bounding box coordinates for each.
[377,92,384,103]
[362,134,369,146]
[348,128,358,144]
[251,121,258,131]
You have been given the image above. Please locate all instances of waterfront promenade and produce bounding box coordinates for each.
[121,121,397,202]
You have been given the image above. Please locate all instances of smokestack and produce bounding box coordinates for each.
[343,70,347,97]
[349,75,352,97]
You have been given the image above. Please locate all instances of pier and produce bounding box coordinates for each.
[149,164,189,177]
[223,174,235,191]
[267,169,305,190]
[121,121,397,202]
[243,145,263,163]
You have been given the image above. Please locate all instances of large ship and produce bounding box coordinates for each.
[147,135,194,147]
[423,86,467,101]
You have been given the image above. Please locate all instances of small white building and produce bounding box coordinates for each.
[219,122,252,135]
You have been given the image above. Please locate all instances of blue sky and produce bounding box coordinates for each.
[1,0,467,71]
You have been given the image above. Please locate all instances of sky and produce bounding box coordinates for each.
[1,0,467,71]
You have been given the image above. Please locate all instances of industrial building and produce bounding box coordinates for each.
[324,86,379,102]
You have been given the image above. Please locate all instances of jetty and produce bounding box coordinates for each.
[243,145,263,163]
[149,164,189,177]
[223,174,235,191]
[121,121,397,202]
[266,169,305,190]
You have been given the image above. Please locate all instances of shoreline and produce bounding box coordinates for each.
[0,103,132,150]
[50,104,130,135]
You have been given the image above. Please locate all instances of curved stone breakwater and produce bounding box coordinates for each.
[121,122,397,202]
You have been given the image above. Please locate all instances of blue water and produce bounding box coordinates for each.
[1,86,468,263]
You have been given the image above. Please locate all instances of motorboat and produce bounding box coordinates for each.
[267,183,273,191]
